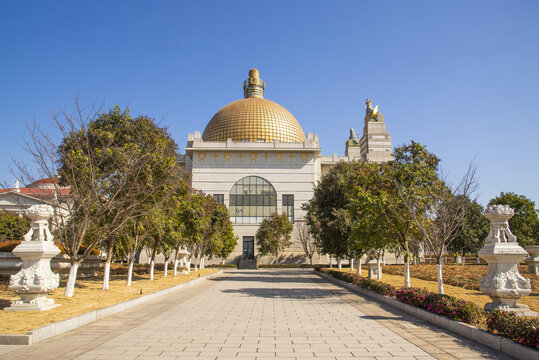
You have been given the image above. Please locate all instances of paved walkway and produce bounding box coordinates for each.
[0,269,514,360]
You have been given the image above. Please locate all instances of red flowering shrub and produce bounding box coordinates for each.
[395,287,483,325]
[487,310,539,349]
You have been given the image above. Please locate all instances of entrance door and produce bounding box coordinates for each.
[242,236,255,259]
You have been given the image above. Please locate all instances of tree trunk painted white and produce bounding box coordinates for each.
[173,260,179,275]
[350,258,354,272]
[404,261,411,287]
[164,261,168,277]
[329,255,332,267]
[64,262,80,297]
[357,258,362,274]
[437,263,444,294]
[337,258,342,269]
[194,257,198,271]
[376,258,382,280]
[200,257,205,269]
[150,260,155,280]
[309,256,313,265]
[103,262,111,290]
[126,261,134,286]
[404,253,411,287]
[462,256,466,266]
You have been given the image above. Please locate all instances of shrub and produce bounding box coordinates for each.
[395,288,483,325]
[487,310,539,348]
[319,268,396,297]
[207,264,237,268]
[259,263,319,268]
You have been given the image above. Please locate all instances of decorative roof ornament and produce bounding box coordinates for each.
[365,98,383,123]
[243,68,266,99]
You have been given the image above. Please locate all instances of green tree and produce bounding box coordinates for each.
[181,191,213,270]
[488,192,539,246]
[387,141,441,288]
[0,212,30,241]
[305,161,356,267]
[205,203,237,263]
[256,213,293,263]
[38,103,180,296]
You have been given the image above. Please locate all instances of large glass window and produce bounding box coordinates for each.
[229,176,277,224]
[282,194,294,222]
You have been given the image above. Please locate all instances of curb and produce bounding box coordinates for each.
[0,270,222,345]
[314,271,538,360]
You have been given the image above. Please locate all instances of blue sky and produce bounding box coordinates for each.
[0,0,537,206]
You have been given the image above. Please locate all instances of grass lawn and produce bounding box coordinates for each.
[0,264,218,335]
[333,265,539,314]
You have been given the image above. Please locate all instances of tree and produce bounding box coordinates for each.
[181,191,213,270]
[296,221,319,265]
[305,162,356,267]
[448,199,489,261]
[488,192,539,246]
[205,203,237,264]
[0,211,30,241]
[256,213,293,263]
[348,161,397,277]
[15,101,179,296]
[386,141,440,288]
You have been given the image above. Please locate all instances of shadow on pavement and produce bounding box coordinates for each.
[220,287,346,300]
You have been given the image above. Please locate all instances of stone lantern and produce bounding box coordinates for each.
[4,205,61,312]
[478,205,536,316]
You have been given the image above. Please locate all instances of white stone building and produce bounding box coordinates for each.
[177,69,393,265]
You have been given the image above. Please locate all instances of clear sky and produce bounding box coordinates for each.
[1,0,537,206]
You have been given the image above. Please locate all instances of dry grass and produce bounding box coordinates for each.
[334,266,539,314]
[0,264,218,334]
[383,264,539,291]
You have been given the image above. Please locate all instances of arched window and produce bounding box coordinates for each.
[229,176,277,224]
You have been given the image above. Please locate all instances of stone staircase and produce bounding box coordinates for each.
[238,258,258,269]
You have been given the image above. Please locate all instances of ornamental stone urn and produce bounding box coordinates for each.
[478,205,535,316]
[4,205,61,312]
[524,246,539,275]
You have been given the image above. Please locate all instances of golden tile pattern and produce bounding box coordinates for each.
[202,97,305,142]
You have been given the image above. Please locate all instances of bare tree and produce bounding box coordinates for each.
[411,164,479,294]
[296,221,318,265]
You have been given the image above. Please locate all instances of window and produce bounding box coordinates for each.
[282,194,294,222]
[213,194,224,204]
[229,176,276,224]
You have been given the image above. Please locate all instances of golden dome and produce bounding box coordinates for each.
[202,69,305,143]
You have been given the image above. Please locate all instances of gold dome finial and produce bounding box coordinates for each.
[243,68,265,98]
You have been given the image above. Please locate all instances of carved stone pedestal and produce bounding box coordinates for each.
[478,205,536,316]
[4,205,61,312]
[524,246,539,275]
[367,258,381,279]
[177,248,190,275]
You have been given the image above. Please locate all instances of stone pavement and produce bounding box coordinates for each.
[0,269,515,360]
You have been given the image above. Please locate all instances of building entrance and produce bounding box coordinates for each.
[242,236,255,259]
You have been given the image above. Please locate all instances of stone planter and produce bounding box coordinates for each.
[478,205,536,316]
[5,205,60,311]
[524,246,539,275]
